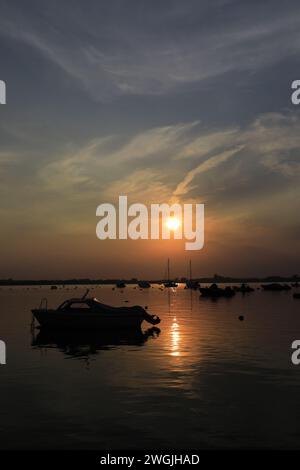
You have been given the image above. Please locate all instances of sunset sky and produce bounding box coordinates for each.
[0,0,300,279]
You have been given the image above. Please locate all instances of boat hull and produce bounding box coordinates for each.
[32,309,144,330]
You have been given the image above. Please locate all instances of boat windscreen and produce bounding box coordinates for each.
[57,300,70,310]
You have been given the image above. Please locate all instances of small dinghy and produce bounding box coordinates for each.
[32,290,160,330]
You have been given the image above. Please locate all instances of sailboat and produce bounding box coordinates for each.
[185,260,200,289]
[164,258,178,288]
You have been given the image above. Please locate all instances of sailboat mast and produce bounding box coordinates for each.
[168,258,170,281]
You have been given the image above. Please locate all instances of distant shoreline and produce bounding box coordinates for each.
[0,275,299,286]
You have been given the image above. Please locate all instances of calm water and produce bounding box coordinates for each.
[0,284,300,449]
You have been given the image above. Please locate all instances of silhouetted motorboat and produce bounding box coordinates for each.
[32,290,160,330]
[138,280,151,288]
[199,283,235,298]
[261,283,291,291]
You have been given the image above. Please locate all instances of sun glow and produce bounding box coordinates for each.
[166,217,181,231]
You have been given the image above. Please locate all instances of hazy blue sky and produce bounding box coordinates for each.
[0,0,299,278]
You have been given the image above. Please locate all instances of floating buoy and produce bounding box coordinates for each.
[145,306,148,309]
[239,315,244,321]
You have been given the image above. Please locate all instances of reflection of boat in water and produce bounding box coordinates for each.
[199,283,235,298]
[32,290,160,330]
[233,283,254,293]
[164,259,178,288]
[138,280,151,288]
[261,283,291,291]
[32,327,160,359]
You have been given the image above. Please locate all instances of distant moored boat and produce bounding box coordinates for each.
[116,281,126,288]
[138,281,151,288]
[185,260,200,289]
[163,258,178,288]
[199,284,235,298]
[261,283,291,291]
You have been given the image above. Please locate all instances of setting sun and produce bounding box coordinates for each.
[166,217,181,231]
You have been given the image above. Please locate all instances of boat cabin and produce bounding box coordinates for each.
[58,298,101,311]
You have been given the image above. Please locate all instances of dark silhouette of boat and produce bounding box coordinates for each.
[261,283,291,291]
[164,281,178,288]
[293,293,300,299]
[233,283,255,293]
[185,280,200,289]
[32,290,160,330]
[199,283,235,298]
[138,280,151,288]
[50,285,57,290]
[116,281,126,288]
[292,282,300,288]
[32,326,160,360]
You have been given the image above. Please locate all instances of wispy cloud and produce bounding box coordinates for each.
[174,146,244,196]
[38,122,199,195]
[36,113,300,210]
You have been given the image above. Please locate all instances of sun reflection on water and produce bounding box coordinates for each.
[170,316,181,357]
